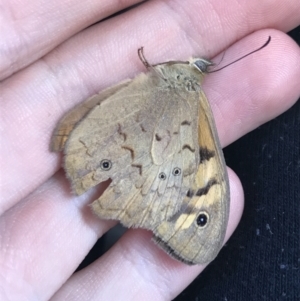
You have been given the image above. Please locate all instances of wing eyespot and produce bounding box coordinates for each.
[196,212,209,227]
[172,167,181,176]
[100,159,112,171]
[158,172,167,180]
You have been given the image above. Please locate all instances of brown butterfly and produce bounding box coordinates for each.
[52,38,270,264]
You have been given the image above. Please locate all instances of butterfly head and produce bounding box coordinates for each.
[190,58,214,74]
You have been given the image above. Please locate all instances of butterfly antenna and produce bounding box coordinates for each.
[138,47,167,81]
[209,36,271,73]
[213,49,226,68]
[138,47,152,68]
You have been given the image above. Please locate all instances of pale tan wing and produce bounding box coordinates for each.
[51,80,131,151]
[153,90,230,265]
[59,67,199,232]
[91,86,200,228]
[62,72,163,195]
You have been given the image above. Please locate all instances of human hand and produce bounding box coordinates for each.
[1,0,300,300]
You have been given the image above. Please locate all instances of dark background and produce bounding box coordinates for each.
[78,27,300,300]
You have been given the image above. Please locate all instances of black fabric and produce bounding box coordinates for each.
[175,27,300,301]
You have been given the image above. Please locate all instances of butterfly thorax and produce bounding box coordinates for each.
[153,63,206,92]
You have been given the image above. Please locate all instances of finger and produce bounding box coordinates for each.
[0,0,143,80]
[203,29,300,147]
[51,169,243,301]
[0,171,115,301]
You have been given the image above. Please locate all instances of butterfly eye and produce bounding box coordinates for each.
[196,212,209,227]
[158,172,167,180]
[172,167,181,176]
[100,159,112,171]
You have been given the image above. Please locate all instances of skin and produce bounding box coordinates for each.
[0,0,300,300]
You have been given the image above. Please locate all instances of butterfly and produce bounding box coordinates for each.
[51,48,230,264]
